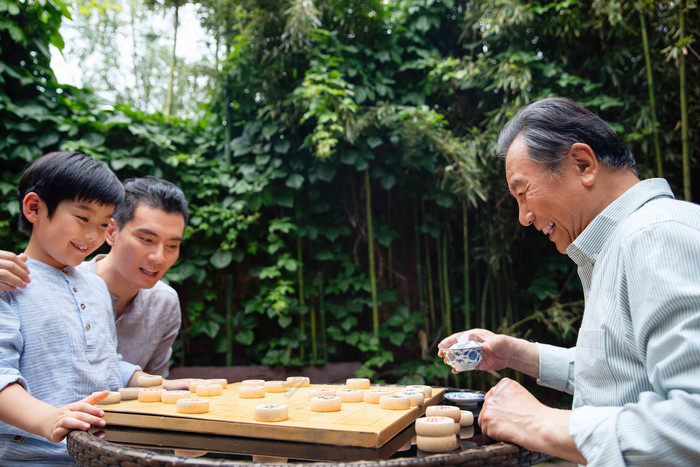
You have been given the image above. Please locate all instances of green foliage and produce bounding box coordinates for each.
[1,0,697,392]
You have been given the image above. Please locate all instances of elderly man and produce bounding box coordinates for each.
[439,97,700,465]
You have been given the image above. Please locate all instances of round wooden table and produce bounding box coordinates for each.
[67,427,551,466]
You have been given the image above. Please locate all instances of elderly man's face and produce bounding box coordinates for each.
[505,135,587,254]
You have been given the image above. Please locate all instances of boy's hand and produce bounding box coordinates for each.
[45,390,108,442]
[0,251,30,292]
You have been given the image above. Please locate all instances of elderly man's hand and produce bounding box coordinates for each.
[437,329,515,373]
[479,378,586,464]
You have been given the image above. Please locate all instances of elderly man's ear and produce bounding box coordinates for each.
[568,143,598,187]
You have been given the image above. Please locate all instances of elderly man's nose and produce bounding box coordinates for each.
[519,209,534,227]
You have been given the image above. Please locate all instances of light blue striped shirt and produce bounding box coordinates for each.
[0,259,140,465]
[538,179,700,466]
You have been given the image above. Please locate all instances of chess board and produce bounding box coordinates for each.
[102,383,444,448]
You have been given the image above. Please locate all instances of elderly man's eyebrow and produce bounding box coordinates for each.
[508,178,524,193]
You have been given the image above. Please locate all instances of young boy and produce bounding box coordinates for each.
[0,176,189,377]
[0,152,173,465]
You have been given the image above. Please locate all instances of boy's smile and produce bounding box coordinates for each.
[24,197,113,268]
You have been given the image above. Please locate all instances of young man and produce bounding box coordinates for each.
[439,98,700,465]
[0,176,188,377]
[80,176,188,377]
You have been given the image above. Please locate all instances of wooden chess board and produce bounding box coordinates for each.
[102,383,444,448]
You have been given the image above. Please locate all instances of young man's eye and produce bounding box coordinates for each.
[167,244,180,251]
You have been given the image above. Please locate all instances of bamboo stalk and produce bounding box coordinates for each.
[310,303,317,360]
[462,201,473,389]
[165,3,179,115]
[480,273,489,329]
[225,273,233,366]
[414,197,427,336]
[679,0,691,201]
[421,199,436,327]
[462,200,470,331]
[365,170,380,340]
[297,236,305,360]
[387,192,393,288]
[436,233,445,333]
[639,6,663,177]
[442,225,452,336]
[318,272,327,362]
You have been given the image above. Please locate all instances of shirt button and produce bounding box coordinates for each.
[73,287,78,292]
[80,304,85,309]
[86,324,91,331]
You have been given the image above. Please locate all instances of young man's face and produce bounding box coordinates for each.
[106,204,185,290]
[30,199,113,268]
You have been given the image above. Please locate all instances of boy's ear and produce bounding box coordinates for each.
[105,218,118,246]
[22,192,44,224]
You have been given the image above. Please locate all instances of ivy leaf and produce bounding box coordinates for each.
[210,250,233,269]
[192,320,220,339]
[381,174,396,190]
[278,315,292,328]
[367,136,383,149]
[236,330,255,346]
[434,193,455,208]
[274,139,291,154]
[286,174,304,189]
[231,135,252,156]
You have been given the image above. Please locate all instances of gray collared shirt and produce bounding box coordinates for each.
[78,255,181,377]
[537,178,700,465]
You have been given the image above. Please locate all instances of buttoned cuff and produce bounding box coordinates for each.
[536,343,574,393]
[570,405,625,466]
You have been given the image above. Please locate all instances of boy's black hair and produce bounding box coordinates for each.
[112,176,189,229]
[17,151,125,232]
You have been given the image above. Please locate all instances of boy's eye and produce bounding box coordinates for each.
[77,216,88,222]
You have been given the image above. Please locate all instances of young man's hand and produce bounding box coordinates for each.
[0,251,30,292]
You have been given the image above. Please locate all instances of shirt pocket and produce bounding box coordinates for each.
[575,328,616,406]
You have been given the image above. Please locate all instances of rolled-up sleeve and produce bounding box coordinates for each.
[537,343,575,394]
[0,297,27,392]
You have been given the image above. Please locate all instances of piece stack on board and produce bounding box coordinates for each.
[414,404,474,453]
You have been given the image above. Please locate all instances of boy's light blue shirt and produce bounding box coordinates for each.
[537,179,700,466]
[0,258,140,464]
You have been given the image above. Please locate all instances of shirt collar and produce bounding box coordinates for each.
[566,178,674,266]
[25,257,75,275]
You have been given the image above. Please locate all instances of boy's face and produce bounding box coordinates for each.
[106,204,185,290]
[27,198,113,268]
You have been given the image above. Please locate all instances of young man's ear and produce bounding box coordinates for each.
[105,218,119,247]
[22,192,44,225]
